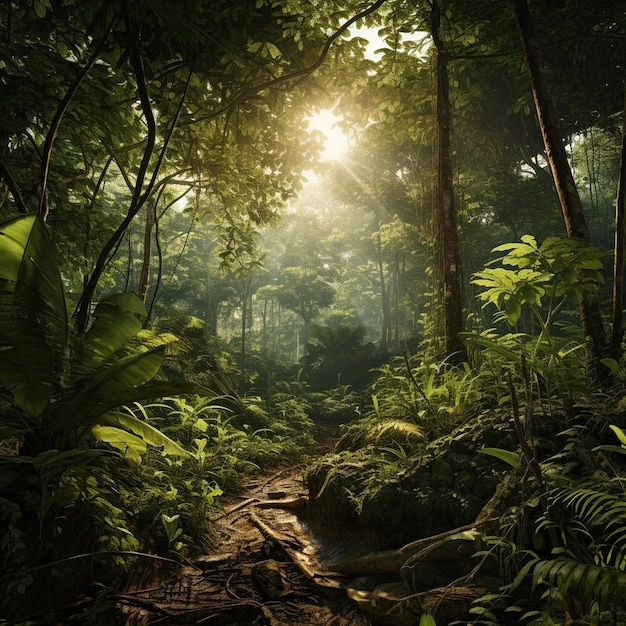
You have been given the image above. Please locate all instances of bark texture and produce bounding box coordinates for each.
[512,0,607,371]
[431,0,466,361]
[612,79,626,357]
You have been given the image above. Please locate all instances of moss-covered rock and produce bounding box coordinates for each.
[306,408,565,548]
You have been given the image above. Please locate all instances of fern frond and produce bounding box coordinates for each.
[554,487,626,528]
[533,557,626,611]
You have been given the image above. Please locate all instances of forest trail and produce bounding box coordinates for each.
[116,429,373,626]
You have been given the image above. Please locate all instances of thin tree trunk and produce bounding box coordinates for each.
[376,232,389,353]
[138,197,156,303]
[512,0,607,373]
[241,278,251,374]
[146,199,165,323]
[38,18,116,220]
[393,254,400,352]
[431,0,466,362]
[74,53,193,332]
[612,78,626,358]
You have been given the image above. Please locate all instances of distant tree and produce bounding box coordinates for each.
[302,323,379,389]
[614,87,626,358]
[274,267,336,346]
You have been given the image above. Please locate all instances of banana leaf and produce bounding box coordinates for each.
[0,215,68,417]
[98,410,189,457]
[75,292,147,367]
[57,346,167,439]
[0,317,54,417]
[0,215,67,340]
[91,425,147,464]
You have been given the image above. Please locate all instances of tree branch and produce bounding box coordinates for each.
[189,0,389,125]
[38,17,116,221]
[0,158,28,214]
[74,51,194,330]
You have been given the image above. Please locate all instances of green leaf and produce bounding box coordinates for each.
[506,297,522,326]
[100,410,189,457]
[91,425,147,463]
[0,215,67,336]
[59,346,167,439]
[419,614,437,626]
[479,447,520,469]
[0,317,54,416]
[609,425,626,447]
[0,215,68,416]
[461,332,520,363]
[77,293,147,366]
[33,0,47,18]
[79,346,166,406]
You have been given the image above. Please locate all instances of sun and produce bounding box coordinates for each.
[307,108,350,162]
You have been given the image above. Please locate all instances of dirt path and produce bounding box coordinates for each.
[116,435,373,626]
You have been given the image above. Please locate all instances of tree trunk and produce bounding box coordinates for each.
[612,79,626,359]
[431,0,466,362]
[240,277,252,374]
[512,0,607,373]
[376,232,389,353]
[393,254,400,352]
[138,197,156,303]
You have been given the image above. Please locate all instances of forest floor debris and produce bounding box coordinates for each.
[116,433,372,626]
[115,426,499,626]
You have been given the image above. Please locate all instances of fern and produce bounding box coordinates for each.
[335,417,425,452]
[533,557,626,612]
[557,487,626,528]
[532,481,626,616]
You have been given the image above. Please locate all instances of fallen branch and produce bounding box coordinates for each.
[249,512,344,595]
[329,520,494,576]
[255,496,308,511]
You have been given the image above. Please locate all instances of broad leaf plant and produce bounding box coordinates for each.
[0,215,205,527]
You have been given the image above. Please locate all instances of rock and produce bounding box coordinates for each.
[251,559,292,599]
[430,457,455,488]
[306,408,576,545]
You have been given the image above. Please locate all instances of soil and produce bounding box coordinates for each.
[116,431,375,626]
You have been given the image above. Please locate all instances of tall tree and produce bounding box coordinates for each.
[0,0,388,332]
[512,0,607,372]
[430,0,466,361]
[612,81,626,358]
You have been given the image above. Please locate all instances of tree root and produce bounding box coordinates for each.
[329,520,494,576]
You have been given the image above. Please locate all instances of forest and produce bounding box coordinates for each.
[1,0,626,624]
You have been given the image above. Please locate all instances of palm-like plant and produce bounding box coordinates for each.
[0,214,214,541]
[302,323,379,389]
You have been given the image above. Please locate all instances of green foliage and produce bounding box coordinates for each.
[153,390,314,493]
[0,215,204,458]
[529,477,626,619]
[0,215,215,619]
[479,447,521,469]
[336,417,425,454]
[315,385,364,423]
[369,353,485,438]
[466,235,608,410]
[594,425,626,456]
[419,613,437,626]
[473,235,606,327]
[274,268,336,327]
[302,323,380,390]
